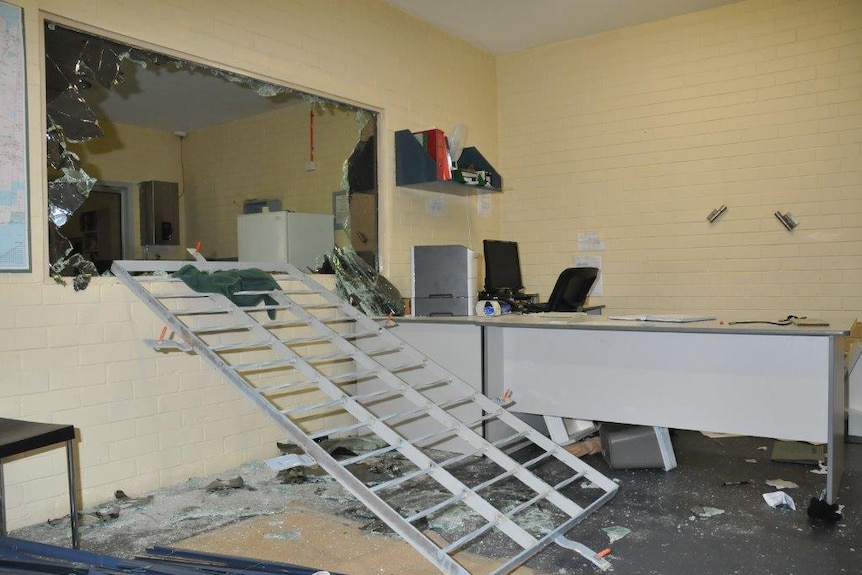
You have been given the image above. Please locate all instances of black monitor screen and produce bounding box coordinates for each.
[483,239,524,293]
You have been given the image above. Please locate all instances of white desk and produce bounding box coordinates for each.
[390,315,852,503]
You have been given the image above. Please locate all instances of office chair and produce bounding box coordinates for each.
[545,267,599,312]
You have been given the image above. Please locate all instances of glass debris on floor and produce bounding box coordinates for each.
[689,505,725,519]
[11,437,595,564]
[601,526,631,544]
[765,479,799,490]
[205,477,253,492]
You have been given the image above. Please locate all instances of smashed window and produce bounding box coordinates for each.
[44,22,380,291]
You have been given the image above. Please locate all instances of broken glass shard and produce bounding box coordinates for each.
[47,88,103,142]
[47,166,96,227]
[326,248,404,317]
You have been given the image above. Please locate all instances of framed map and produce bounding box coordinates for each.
[0,1,28,271]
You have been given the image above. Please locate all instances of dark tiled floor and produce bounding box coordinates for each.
[518,431,861,575]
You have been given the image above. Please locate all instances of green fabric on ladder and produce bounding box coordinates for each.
[173,265,281,318]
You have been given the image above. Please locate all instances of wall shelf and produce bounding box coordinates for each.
[394,129,503,194]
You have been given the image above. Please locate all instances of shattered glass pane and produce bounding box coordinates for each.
[78,38,127,89]
[45,53,74,103]
[48,221,73,266]
[46,127,64,170]
[46,88,103,142]
[47,166,96,227]
[48,222,97,291]
[326,248,403,316]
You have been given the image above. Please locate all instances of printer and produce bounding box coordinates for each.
[411,245,478,316]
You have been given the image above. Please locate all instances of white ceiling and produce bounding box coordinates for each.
[382,0,741,54]
[86,62,302,134]
[84,0,742,133]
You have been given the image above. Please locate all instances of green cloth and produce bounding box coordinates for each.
[173,265,281,318]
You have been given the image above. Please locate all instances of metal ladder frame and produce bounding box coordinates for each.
[112,259,618,574]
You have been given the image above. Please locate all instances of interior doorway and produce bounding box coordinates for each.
[50,182,131,274]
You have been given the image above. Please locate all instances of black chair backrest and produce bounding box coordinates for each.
[545,267,600,312]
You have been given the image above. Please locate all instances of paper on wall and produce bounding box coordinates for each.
[574,255,602,296]
[577,232,605,251]
[477,191,492,217]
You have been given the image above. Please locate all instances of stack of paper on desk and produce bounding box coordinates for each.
[609,314,717,323]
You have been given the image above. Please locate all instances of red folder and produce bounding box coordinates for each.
[415,129,452,181]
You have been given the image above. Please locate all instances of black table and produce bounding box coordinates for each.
[0,418,79,548]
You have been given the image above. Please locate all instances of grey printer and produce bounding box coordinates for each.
[412,245,478,316]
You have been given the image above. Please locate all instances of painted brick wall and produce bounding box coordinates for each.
[498,0,862,316]
[70,121,186,260]
[182,104,359,260]
[1,0,498,530]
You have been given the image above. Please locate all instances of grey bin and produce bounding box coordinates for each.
[600,425,667,469]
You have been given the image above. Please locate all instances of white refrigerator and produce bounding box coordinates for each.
[237,211,334,272]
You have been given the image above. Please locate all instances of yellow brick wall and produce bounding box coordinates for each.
[1,0,498,529]
[69,121,186,259]
[182,103,360,259]
[498,0,862,316]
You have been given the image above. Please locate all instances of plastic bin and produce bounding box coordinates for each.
[600,425,667,469]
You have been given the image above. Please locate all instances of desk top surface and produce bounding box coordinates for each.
[393,314,856,337]
[0,418,75,458]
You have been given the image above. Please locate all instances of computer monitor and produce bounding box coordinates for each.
[483,239,524,294]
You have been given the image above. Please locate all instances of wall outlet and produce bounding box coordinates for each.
[426,197,444,216]
[305,161,316,171]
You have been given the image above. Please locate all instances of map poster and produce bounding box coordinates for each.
[0,0,28,271]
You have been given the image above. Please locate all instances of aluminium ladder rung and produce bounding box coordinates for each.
[173,306,231,316]
[297,302,340,310]
[210,339,273,352]
[328,369,379,383]
[281,334,333,346]
[231,358,296,372]
[192,323,254,334]
[259,318,311,329]
[154,293,210,299]
[320,317,357,325]
[340,328,380,340]
[111,259,618,575]
[256,378,318,395]
[303,350,354,364]
[238,303,292,313]
[365,344,403,356]
[336,442,402,467]
[233,288,321,297]
[308,420,371,440]
[281,396,346,416]
[389,360,427,373]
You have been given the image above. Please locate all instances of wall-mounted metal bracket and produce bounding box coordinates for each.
[706,205,728,223]
[775,211,799,231]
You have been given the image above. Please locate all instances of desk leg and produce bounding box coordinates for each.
[65,439,80,549]
[0,462,5,537]
[827,339,845,504]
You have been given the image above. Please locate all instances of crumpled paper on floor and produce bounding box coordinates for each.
[763,491,796,510]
